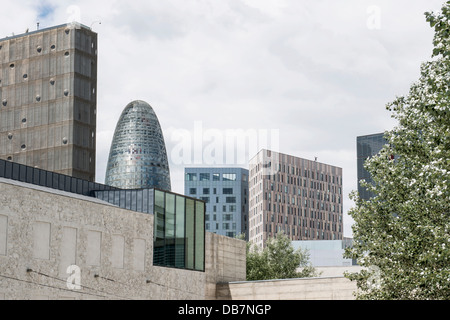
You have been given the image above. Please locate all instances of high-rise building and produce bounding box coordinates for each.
[105,100,171,191]
[184,167,249,239]
[356,133,387,200]
[0,23,97,181]
[249,149,343,248]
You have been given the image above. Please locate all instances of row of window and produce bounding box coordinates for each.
[258,191,341,205]
[198,196,236,204]
[206,223,237,231]
[189,187,234,195]
[185,172,245,182]
[265,181,342,194]
[251,162,341,184]
[262,201,341,214]
[206,212,236,221]
[205,205,238,217]
[264,226,341,240]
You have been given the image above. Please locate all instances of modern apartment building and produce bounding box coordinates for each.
[356,133,387,200]
[249,149,343,248]
[184,167,249,239]
[0,23,98,181]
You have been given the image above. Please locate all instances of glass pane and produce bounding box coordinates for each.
[142,189,149,213]
[175,195,185,268]
[136,189,143,212]
[154,190,165,266]
[195,200,205,271]
[185,198,195,270]
[131,190,137,211]
[165,193,175,266]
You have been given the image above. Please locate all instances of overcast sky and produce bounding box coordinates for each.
[1,0,445,237]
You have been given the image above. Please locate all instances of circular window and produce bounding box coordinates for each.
[50,79,55,85]
[2,99,6,106]
[62,137,68,144]
[51,44,56,50]
[64,51,69,56]
[64,89,69,96]
[21,144,26,150]
[7,133,13,140]
[65,29,70,35]
[36,95,41,102]
[37,46,42,53]
[21,118,26,123]
[10,63,14,69]
[7,156,12,161]
[23,74,28,79]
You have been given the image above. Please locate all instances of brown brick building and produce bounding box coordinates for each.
[249,149,343,248]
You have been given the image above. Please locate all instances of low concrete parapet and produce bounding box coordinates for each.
[216,276,357,300]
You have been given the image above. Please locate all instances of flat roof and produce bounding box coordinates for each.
[0,22,94,42]
[0,177,113,207]
[356,132,385,139]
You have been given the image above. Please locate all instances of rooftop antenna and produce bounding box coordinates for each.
[37,21,40,30]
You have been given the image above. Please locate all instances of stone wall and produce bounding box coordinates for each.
[0,178,207,300]
[216,276,357,300]
[205,232,246,299]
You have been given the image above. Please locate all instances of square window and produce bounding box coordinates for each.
[200,197,209,203]
[226,197,236,203]
[223,173,236,181]
[223,188,233,194]
[186,173,197,181]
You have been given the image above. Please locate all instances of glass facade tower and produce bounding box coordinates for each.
[105,100,171,191]
[356,133,387,200]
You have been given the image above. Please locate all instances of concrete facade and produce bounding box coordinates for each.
[0,23,97,181]
[216,276,357,300]
[0,178,246,300]
[205,232,246,299]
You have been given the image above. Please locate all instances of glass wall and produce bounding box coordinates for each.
[357,133,387,200]
[0,158,116,196]
[153,189,205,272]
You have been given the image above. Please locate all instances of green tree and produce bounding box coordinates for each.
[345,1,450,300]
[246,233,319,281]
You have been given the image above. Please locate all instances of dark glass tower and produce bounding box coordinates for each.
[356,133,387,200]
[105,100,171,190]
